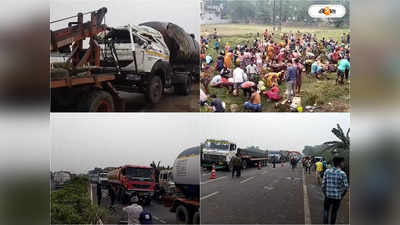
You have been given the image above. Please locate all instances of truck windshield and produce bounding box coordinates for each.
[205,142,229,151]
[126,168,153,181]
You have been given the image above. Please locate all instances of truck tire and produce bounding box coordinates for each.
[193,212,200,224]
[176,205,191,224]
[77,90,114,112]
[175,75,192,96]
[242,160,248,169]
[145,75,163,104]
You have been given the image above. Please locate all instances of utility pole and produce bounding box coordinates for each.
[279,0,282,32]
[273,0,276,31]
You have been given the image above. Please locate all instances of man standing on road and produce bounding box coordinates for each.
[290,157,297,171]
[315,159,323,184]
[232,153,242,178]
[322,156,349,224]
[96,182,102,206]
[123,194,143,225]
[305,159,312,174]
[108,185,116,208]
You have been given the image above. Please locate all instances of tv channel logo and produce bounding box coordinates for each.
[308,5,346,18]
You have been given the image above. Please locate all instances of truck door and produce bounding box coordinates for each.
[131,33,145,72]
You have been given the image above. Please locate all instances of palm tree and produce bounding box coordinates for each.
[323,124,350,154]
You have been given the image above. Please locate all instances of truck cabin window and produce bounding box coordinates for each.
[126,167,153,181]
[206,142,229,151]
[230,144,236,151]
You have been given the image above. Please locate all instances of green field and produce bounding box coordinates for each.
[201,24,350,112]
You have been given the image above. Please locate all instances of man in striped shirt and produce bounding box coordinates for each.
[321,156,349,224]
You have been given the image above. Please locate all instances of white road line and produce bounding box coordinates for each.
[303,170,312,225]
[240,176,255,184]
[200,191,220,200]
[264,186,274,191]
[153,216,167,224]
[200,176,227,185]
[262,171,268,175]
[202,173,211,176]
[89,184,93,205]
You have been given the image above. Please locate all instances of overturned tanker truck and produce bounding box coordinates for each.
[50,7,199,111]
[102,22,200,103]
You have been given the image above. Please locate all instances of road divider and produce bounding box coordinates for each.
[200,191,220,201]
[240,176,255,184]
[201,176,227,184]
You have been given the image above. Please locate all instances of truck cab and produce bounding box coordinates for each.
[201,139,237,171]
[101,24,170,74]
[108,165,155,205]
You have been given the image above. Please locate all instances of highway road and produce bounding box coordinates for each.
[91,184,175,224]
[200,163,349,224]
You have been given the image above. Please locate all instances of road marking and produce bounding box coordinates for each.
[200,191,220,200]
[262,171,268,175]
[202,173,211,176]
[240,176,255,184]
[153,216,167,224]
[264,186,274,191]
[200,176,226,185]
[303,170,312,225]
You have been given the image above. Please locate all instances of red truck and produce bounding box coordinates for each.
[107,165,155,205]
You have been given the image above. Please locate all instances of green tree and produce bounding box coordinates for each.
[323,123,350,153]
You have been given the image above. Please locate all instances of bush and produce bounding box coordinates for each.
[51,177,109,224]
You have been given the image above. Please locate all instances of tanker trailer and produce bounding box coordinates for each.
[170,146,200,224]
[237,147,269,169]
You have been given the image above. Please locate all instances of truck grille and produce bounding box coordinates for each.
[204,154,225,162]
[132,184,151,189]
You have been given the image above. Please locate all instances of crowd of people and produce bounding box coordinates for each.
[200,28,351,112]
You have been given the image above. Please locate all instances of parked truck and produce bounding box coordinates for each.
[52,171,72,189]
[154,169,175,201]
[107,165,155,205]
[169,146,200,224]
[201,139,268,171]
[50,7,199,112]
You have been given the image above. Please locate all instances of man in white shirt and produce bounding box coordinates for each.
[233,66,246,95]
[123,195,143,225]
[246,63,258,81]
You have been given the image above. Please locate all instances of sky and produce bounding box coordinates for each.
[51,114,203,174]
[51,113,349,174]
[49,0,200,40]
[199,113,350,152]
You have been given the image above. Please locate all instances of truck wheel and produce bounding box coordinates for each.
[193,212,200,224]
[175,75,192,96]
[242,160,248,169]
[145,76,163,104]
[77,90,114,112]
[176,205,191,224]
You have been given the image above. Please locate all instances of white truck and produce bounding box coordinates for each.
[51,7,199,111]
[201,139,269,171]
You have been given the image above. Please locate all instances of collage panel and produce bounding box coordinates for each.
[199,113,350,224]
[50,0,200,112]
[49,0,351,225]
[200,0,350,112]
[50,114,201,224]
